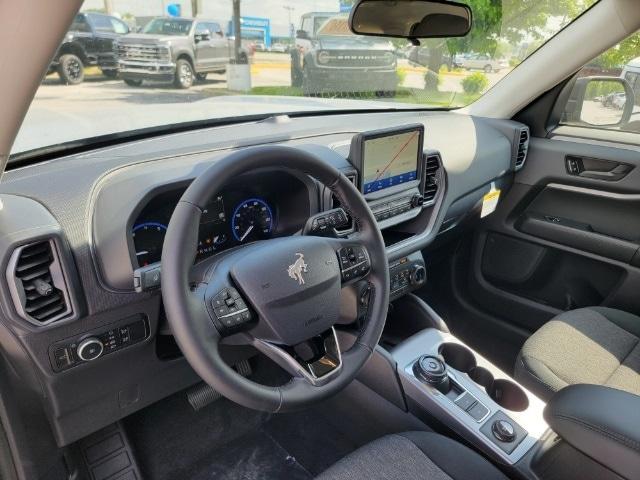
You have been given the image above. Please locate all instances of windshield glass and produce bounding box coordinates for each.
[142,18,193,35]
[12,0,597,157]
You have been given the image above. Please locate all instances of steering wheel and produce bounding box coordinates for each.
[161,145,389,412]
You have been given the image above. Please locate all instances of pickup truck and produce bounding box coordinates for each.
[116,17,250,89]
[49,12,130,85]
[291,13,398,96]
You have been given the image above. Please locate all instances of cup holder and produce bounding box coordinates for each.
[489,379,529,412]
[468,366,494,391]
[439,343,476,373]
[438,342,529,412]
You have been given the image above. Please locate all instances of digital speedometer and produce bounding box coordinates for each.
[231,198,274,243]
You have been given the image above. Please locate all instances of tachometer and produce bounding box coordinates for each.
[132,222,167,266]
[231,198,274,243]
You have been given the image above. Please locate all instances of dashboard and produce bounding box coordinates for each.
[0,110,526,448]
[130,170,312,266]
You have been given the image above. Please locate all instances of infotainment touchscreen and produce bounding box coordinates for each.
[350,125,423,195]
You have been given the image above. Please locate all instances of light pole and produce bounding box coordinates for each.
[283,6,295,43]
[233,0,242,63]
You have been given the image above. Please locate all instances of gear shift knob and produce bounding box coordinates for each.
[413,355,451,394]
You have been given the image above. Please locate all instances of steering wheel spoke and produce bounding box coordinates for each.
[252,327,342,387]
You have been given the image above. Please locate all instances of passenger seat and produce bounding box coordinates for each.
[515,307,640,401]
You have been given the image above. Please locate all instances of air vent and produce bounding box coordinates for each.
[7,240,72,325]
[423,154,441,203]
[515,128,529,169]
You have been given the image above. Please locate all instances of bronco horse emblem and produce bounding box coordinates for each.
[287,252,308,285]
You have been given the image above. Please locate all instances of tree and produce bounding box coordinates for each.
[595,33,640,69]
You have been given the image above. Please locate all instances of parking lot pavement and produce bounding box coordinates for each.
[12,53,509,154]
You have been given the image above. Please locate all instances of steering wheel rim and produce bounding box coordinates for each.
[161,145,389,412]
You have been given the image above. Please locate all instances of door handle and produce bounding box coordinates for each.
[565,155,634,181]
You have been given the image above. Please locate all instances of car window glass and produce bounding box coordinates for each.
[301,17,312,36]
[70,14,91,33]
[110,18,128,34]
[91,15,115,33]
[559,30,640,133]
[209,23,222,36]
[195,23,209,34]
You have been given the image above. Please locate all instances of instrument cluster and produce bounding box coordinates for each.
[130,172,312,267]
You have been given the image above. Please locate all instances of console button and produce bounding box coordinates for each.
[468,402,489,421]
[454,392,477,411]
[492,420,516,443]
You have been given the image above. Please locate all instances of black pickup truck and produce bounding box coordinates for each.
[49,12,130,85]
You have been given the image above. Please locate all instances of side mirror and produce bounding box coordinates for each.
[564,76,635,127]
[195,30,211,42]
[296,29,310,40]
[349,0,472,40]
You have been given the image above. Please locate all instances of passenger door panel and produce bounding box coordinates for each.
[468,136,640,332]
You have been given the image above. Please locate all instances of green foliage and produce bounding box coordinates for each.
[397,69,408,86]
[593,33,640,69]
[447,0,597,57]
[584,80,623,101]
[461,72,489,94]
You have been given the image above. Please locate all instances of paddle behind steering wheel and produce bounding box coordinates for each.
[161,145,389,412]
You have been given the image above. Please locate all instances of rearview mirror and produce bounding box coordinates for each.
[296,29,310,40]
[563,77,635,127]
[349,0,472,40]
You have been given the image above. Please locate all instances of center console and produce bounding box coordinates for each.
[392,329,547,467]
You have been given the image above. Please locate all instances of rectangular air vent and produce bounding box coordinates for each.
[515,128,529,169]
[7,240,72,325]
[423,154,441,203]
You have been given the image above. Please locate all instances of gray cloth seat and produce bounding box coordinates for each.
[315,431,508,480]
[515,307,640,401]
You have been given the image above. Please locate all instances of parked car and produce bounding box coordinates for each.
[406,46,454,71]
[271,43,289,53]
[115,17,250,89]
[291,13,397,96]
[458,53,508,73]
[621,56,640,105]
[602,92,627,109]
[48,12,130,85]
[254,42,267,52]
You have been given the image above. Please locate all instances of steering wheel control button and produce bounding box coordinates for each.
[211,288,254,332]
[492,420,516,443]
[338,246,370,283]
[306,208,350,235]
[77,337,104,362]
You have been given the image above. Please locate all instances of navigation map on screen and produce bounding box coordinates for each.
[362,130,420,194]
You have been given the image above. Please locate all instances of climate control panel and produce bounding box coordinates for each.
[49,315,148,372]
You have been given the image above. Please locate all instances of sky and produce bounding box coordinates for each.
[83,0,343,37]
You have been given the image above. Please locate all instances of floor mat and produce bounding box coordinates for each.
[123,378,359,479]
[188,429,311,480]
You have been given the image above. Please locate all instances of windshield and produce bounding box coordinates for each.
[12,0,598,157]
[142,18,193,35]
